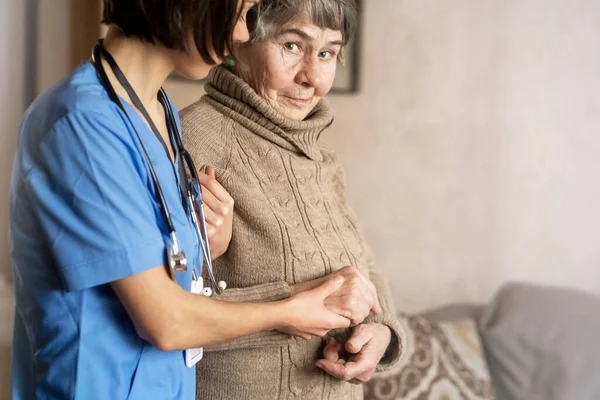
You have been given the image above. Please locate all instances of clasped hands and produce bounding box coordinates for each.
[288,266,393,384]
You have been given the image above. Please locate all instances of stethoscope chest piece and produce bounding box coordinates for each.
[167,247,188,280]
[167,233,188,280]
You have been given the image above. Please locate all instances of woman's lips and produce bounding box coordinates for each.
[282,95,313,106]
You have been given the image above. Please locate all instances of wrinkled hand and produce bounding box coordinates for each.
[278,277,352,340]
[323,266,382,326]
[289,267,382,327]
[316,323,391,384]
[197,166,234,260]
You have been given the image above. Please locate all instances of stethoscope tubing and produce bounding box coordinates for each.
[91,41,224,295]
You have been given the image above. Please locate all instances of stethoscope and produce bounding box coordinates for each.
[92,40,226,296]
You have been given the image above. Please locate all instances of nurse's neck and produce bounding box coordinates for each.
[100,27,174,110]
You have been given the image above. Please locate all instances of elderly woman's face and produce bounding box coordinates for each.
[240,19,343,120]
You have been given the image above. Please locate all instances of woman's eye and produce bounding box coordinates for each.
[319,51,334,60]
[284,43,299,52]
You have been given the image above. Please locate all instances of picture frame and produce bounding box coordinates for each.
[330,0,362,94]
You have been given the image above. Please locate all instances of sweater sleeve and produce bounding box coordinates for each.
[181,101,295,351]
[361,242,407,371]
[181,99,231,170]
[205,282,295,351]
[331,158,407,372]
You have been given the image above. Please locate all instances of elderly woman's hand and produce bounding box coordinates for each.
[197,166,234,260]
[290,266,382,326]
[316,323,392,384]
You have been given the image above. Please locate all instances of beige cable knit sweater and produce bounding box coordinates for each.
[181,66,406,400]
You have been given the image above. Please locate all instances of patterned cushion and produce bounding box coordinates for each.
[364,314,495,400]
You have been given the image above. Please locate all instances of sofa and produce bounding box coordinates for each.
[364,282,600,400]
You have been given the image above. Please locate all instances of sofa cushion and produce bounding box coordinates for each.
[422,303,485,323]
[479,282,600,400]
[364,314,495,400]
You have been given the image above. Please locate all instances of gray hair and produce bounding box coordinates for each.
[249,0,358,46]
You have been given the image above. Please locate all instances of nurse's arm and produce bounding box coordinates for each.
[111,265,351,351]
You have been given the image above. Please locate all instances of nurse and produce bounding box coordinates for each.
[8,0,351,399]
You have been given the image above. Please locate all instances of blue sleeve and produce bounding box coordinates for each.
[27,109,167,291]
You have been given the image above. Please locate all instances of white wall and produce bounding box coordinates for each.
[326,0,600,312]
[37,0,72,93]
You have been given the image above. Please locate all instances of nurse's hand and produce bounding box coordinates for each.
[316,323,392,384]
[198,166,234,260]
[289,266,382,326]
[278,276,352,340]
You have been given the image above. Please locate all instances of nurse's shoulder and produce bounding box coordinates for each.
[23,62,124,137]
[17,62,131,171]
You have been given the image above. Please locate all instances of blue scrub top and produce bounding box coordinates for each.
[9,62,200,399]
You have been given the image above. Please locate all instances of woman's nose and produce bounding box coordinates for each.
[295,58,324,88]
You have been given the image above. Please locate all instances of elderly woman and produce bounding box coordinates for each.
[181,0,406,399]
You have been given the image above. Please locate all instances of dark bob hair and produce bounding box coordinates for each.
[102,0,242,64]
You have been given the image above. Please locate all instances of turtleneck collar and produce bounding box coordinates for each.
[204,65,334,161]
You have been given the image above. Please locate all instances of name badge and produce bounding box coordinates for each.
[185,277,204,367]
